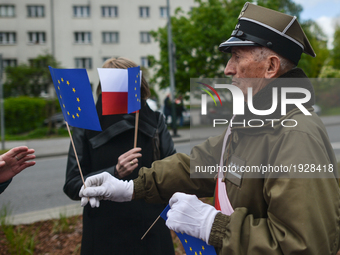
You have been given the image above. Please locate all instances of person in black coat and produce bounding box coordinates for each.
[63,57,176,255]
[163,94,171,124]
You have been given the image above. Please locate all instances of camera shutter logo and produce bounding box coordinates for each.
[198,82,222,115]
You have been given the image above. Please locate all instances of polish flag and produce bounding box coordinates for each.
[98,68,141,115]
[215,172,234,215]
[215,116,234,215]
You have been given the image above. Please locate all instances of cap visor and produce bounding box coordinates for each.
[218,37,259,52]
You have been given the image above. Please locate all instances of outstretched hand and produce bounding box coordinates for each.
[0,146,36,183]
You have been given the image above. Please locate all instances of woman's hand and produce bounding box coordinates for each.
[116,148,142,178]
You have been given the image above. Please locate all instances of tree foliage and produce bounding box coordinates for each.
[4,54,60,98]
[331,24,340,69]
[257,0,302,18]
[149,0,245,96]
[298,21,330,78]
[149,0,330,95]
[4,97,47,134]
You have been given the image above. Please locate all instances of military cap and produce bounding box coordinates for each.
[219,2,316,65]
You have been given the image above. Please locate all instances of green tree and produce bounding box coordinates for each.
[257,0,303,18]
[4,53,61,135]
[4,54,60,97]
[318,65,340,78]
[298,20,330,78]
[331,24,340,69]
[149,0,329,94]
[149,0,245,95]
[149,0,309,95]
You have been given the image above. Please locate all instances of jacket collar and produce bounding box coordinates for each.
[89,116,157,149]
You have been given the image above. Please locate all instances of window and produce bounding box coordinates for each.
[141,57,150,67]
[28,32,46,44]
[2,59,17,68]
[160,7,168,18]
[102,57,111,63]
[140,32,151,43]
[102,6,118,17]
[74,32,91,44]
[73,6,90,17]
[75,58,92,69]
[0,32,16,44]
[102,57,119,63]
[0,5,15,17]
[139,7,149,18]
[27,5,44,17]
[102,32,119,44]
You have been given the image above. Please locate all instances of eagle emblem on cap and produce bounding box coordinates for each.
[238,2,249,19]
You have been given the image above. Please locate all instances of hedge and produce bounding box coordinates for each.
[3,97,61,135]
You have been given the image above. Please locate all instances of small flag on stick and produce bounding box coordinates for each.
[98,66,141,148]
[49,67,102,131]
[49,67,102,188]
[98,67,141,115]
[142,205,217,255]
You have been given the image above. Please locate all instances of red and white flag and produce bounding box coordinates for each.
[98,68,142,115]
[215,116,234,215]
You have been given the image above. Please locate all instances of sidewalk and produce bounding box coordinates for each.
[3,129,193,159]
[3,115,340,158]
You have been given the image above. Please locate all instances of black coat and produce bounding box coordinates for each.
[63,96,176,255]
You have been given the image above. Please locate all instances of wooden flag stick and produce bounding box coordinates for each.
[134,110,139,148]
[66,122,86,188]
[141,215,160,240]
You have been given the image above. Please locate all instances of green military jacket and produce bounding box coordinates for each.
[133,69,340,254]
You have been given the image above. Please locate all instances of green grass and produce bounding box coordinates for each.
[72,244,81,255]
[52,212,77,234]
[0,127,69,141]
[0,149,9,154]
[0,204,37,254]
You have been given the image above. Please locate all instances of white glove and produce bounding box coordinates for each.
[166,192,219,243]
[79,172,134,208]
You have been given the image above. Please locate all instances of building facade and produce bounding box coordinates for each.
[0,0,195,98]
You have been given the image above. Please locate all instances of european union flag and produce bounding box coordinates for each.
[161,205,217,255]
[127,66,141,114]
[49,67,102,131]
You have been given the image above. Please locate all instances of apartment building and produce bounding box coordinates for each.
[0,0,195,97]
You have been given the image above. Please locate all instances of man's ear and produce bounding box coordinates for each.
[265,55,281,79]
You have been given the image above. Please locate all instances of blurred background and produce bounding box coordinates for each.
[0,0,340,254]
[0,0,339,138]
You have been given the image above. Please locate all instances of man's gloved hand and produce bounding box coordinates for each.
[166,192,219,243]
[79,172,134,208]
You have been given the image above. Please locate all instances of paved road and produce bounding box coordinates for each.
[0,117,339,224]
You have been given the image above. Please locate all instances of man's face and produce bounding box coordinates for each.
[224,46,268,99]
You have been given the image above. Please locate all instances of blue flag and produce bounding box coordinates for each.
[160,205,217,255]
[49,67,102,131]
[127,66,141,114]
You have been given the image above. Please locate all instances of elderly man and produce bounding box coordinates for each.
[80,3,340,254]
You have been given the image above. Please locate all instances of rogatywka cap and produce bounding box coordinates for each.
[219,2,316,65]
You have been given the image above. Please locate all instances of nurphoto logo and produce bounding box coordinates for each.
[197,82,223,115]
[199,81,312,128]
